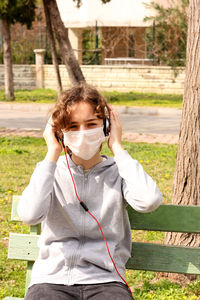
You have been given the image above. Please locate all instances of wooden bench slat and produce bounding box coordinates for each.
[13,196,200,233]
[8,233,39,261]
[9,232,200,275]
[128,204,200,233]
[126,242,200,274]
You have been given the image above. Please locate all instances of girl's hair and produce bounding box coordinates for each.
[51,83,109,140]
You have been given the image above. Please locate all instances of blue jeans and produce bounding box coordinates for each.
[25,281,134,300]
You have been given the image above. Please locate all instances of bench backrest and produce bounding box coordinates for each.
[8,195,200,293]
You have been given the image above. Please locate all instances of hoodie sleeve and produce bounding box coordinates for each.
[114,150,162,213]
[17,159,57,225]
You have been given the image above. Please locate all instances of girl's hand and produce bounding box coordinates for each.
[107,106,124,155]
[43,118,62,163]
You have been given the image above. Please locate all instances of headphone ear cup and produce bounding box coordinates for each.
[103,118,110,136]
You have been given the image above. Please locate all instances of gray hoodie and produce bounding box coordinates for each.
[18,150,162,287]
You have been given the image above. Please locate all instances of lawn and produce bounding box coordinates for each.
[0,137,199,299]
[0,88,183,108]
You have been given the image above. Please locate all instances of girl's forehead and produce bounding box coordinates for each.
[69,102,96,121]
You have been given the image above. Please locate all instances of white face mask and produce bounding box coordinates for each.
[63,126,106,160]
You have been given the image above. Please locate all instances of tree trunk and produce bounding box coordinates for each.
[43,0,62,95]
[2,18,14,100]
[165,0,200,248]
[44,0,85,85]
[159,0,200,283]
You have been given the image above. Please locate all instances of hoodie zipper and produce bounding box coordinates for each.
[67,171,89,284]
[82,172,89,236]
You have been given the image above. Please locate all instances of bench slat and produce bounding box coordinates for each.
[126,242,200,274]
[13,196,200,233]
[9,232,200,275]
[8,233,39,261]
[128,204,200,233]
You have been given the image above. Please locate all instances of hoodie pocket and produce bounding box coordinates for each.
[36,242,66,276]
[80,239,116,272]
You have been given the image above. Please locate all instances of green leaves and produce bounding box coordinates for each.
[144,0,189,67]
[0,0,9,15]
[0,0,37,28]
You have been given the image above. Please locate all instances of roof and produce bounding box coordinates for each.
[56,0,158,28]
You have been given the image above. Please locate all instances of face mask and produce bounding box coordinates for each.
[63,126,106,160]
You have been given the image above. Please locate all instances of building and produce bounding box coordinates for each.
[57,0,157,65]
[0,0,164,65]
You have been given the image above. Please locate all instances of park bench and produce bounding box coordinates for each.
[4,195,200,299]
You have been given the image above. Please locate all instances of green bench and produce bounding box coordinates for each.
[4,195,200,299]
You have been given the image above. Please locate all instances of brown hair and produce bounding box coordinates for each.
[51,83,108,140]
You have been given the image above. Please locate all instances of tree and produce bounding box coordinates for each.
[43,0,62,95]
[43,0,111,85]
[1,16,13,100]
[0,0,37,100]
[163,0,200,280]
[43,0,85,85]
[144,0,188,67]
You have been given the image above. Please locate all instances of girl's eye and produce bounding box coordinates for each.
[69,125,78,129]
[88,123,97,126]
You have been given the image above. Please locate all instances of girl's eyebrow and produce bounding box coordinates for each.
[85,118,99,122]
[71,118,99,124]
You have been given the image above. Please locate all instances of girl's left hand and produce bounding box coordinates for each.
[107,105,124,155]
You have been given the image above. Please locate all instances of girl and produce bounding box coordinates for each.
[18,84,162,300]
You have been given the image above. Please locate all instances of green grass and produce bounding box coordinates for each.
[0,89,58,103]
[0,88,183,108]
[1,137,200,299]
[102,90,183,108]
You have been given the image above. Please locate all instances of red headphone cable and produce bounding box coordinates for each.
[62,145,133,297]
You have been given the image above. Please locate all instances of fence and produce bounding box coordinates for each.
[0,50,185,94]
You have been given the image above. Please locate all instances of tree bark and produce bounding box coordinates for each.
[44,0,85,85]
[43,0,62,95]
[165,0,200,248]
[2,17,14,100]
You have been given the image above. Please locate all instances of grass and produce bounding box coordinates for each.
[1,136,200,299]
[0,89,58,103]
[0,88,183,108]
[102,90,183,108]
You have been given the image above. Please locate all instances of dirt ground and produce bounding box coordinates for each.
[0,128,178,144]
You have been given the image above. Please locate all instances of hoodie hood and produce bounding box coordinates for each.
[57,154,115,175]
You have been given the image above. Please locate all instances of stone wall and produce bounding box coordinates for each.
[0,65,36,90]
[0,64,185,94]
[44,65,185,94]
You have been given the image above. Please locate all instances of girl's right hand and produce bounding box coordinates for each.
[107,105,124,155]
[43,118,63,163]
